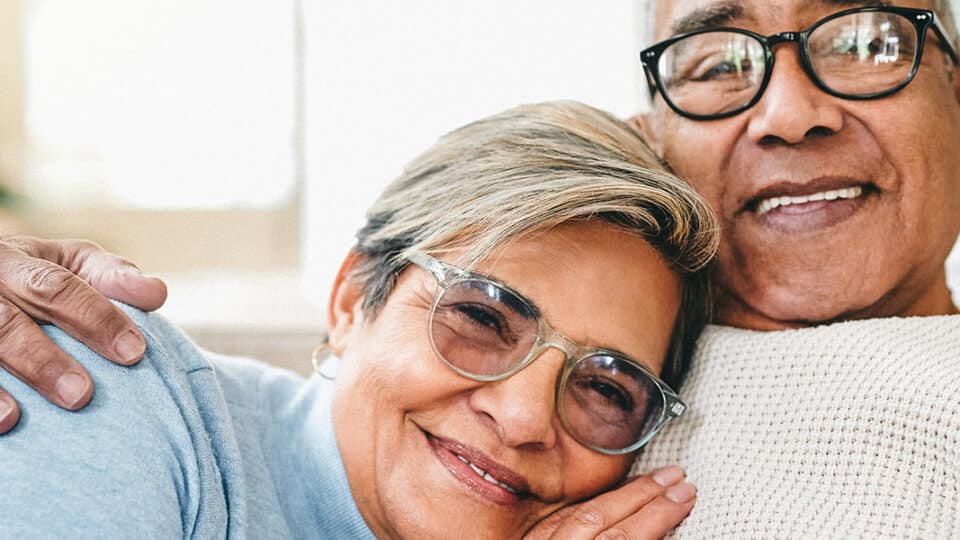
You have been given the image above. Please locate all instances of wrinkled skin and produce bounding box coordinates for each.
[636,0,960,330]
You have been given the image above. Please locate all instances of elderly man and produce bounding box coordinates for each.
[0,0,957,537]
[622,0,960,537]
[531,1,960,537]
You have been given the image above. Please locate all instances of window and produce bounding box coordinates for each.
[20,0,302,274]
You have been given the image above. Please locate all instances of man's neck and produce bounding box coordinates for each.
[714,278,959,331]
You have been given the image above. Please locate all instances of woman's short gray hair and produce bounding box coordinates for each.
[352,100,719,388]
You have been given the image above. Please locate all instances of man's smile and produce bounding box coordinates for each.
[753,185,864,216]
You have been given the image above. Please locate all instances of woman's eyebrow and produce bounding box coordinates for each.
[463,272,541,318]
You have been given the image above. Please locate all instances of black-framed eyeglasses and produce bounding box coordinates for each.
[407,253,686,455]
[640,6,960,120]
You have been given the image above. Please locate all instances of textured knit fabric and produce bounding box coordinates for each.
[0,305,375,539]
[632,315,960,539]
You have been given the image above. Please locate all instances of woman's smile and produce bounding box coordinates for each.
[425,429,531,505]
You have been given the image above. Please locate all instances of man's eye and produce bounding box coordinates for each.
[691,59,752,80]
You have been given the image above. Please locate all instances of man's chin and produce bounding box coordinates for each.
[715,285,884,330]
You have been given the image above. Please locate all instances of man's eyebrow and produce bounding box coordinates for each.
[669,0,891,36]
[670,1,744,36]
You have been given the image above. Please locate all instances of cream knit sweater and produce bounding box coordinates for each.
[633,315,960,539]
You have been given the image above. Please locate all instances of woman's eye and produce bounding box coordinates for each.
[583,377,634,412]
[455,303,510,338]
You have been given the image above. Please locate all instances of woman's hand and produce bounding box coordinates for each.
[0,236,167,433]
[524,466,695,539]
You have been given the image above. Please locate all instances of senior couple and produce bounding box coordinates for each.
[2,0,959,538]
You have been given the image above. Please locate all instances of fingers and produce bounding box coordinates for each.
[0,387,21,433]
[528,466,696,540]
[0,247,147,366]
[16,237,168,311]
[0,296,94,411]
[598,482,696,540]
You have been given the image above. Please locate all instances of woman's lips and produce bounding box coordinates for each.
[426,431,531,506]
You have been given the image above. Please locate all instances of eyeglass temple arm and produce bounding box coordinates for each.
[407,252,451,281]
[640,59,660,100]
[663,390,688,420]
[930,12,959,65]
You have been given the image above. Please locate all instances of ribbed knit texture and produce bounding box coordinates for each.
[633,315,960,539]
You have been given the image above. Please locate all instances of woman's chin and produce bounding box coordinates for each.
[372,419,544,539]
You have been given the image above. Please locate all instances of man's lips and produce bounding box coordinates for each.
[426,431,532,504]
[755,185,864,215]
[741,178,875,215]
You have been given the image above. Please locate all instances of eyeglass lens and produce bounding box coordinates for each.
[429,278,664,452]
[657,10,921,117]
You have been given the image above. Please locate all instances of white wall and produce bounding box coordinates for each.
[301,1,643,303]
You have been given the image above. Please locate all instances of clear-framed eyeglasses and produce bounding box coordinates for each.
[407,252,687,455]
[640,6,960,120]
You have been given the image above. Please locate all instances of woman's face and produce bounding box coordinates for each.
[328,221,682,539]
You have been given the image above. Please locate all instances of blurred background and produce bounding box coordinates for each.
[0,1,958,373]
[0,0,647,373]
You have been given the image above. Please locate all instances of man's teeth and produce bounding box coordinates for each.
[756,186,864,215]
[455,454,518,494]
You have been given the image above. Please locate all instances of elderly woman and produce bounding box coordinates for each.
[0,101,717,539]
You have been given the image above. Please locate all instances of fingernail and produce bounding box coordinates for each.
[0,399,13,423]
[653,466,685,487]
[56,372,91,408]
[666,481,697,504]
[115,330,145,364]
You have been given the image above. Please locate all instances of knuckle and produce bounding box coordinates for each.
[0,304,60,383]
[569,503,607,529]
[66,239,102,252]
[11,342,59,382]
[24,263,80,305]
[0,300,29,343]
[74,293,127,337]
[596,528,631,540]
[1,235,35,253]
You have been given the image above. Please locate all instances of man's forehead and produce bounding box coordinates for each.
[652,0,928,39]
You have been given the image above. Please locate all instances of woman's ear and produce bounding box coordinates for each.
[327,250,366,355]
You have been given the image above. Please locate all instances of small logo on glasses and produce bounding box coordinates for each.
[670,402,686,416]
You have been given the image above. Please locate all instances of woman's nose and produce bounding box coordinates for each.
[466,347,566,450]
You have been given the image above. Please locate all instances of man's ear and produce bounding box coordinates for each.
[628,112,663,156]
[327,250,366,356]
[952,59,960,104]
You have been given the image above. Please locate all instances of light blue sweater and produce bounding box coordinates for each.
[0,305,376,539]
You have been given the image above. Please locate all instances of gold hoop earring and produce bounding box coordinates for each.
[311,343,337,381]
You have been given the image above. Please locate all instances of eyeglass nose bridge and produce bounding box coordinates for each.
[767,31,802,48]
[527,319,580,368]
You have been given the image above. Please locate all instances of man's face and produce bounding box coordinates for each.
[644,0,960,329]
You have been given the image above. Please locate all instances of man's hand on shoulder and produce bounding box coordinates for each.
[0,235,167,433]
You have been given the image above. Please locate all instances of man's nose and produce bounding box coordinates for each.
[467,347,565,450]
[745,46,844,145]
